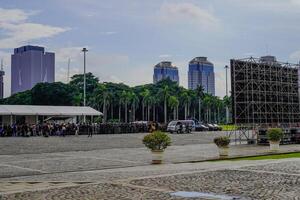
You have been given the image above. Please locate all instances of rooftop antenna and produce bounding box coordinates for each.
[67,58,71,82]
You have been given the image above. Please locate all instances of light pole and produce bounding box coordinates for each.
[82,48,88,123]
[225,65,229,124]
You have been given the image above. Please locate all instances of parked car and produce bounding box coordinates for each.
[206,123,217,131]
[213,124,222,131]
[167,120,195,133]
[198,123,209,131]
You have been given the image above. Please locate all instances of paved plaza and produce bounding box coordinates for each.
[0,132,300,199]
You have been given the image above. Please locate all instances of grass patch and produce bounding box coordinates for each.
[220,124,237,131]
[229,152,300,161]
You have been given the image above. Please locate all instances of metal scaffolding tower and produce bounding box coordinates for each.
[231,57,300,127]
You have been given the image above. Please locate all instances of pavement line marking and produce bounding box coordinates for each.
[0,164,47,173]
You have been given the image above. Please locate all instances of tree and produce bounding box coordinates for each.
[140,89,150,121]
[69,72,99,105]
[180,92,190,120]
[120,91,131,123]
[130,91,139,122]
[158,85,170,123]
[31,82,75,105]
[168,96,179,120]
[195,85,205,122]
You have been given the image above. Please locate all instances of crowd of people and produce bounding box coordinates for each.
[0,122,160,137]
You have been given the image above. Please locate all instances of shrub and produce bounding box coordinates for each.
[214,136,230,147]
[267,128,283,142]
[143,131,171,151]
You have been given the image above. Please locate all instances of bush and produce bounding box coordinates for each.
[214,136,230,147]
[267,128,283,142]
[143,131,171,151]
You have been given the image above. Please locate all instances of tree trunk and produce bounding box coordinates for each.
[111,105,113,120]
[173,108,176,120]
[103,99,106,123]
[198,99,201,122]
[153,106,155,121]
[119,103,121,122]
[125,103,128,123]
[164,98,167,123]
[184,104,187,120]
[142,102,144,121]
[147,105,150,121]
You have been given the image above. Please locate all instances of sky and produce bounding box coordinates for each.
[1,0,300,98]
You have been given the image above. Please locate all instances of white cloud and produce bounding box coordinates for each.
[159,3,219,29]
[0,8,69,49]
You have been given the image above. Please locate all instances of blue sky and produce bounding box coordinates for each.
[1,0,300,97]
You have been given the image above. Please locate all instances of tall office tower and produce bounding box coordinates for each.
[11,45,55,95]
[188,57,215,95]
[153,61,179,84]
[0,60,5,99]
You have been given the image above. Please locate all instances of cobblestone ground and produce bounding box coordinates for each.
[1,159,300,199]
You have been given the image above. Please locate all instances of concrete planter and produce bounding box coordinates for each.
[269,140,280,151]
[218,146,229,157]
[151,150,164,164]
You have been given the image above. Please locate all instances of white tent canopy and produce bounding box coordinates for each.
[0,105,102,116]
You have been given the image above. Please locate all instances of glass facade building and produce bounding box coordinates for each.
[153,61,179,84]
[188,57,215,95]
[11,45,55,95]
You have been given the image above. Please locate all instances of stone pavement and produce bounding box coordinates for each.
[1,158,300,199]
[1,133,300,199]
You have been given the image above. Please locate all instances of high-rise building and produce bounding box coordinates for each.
[11,45,55,95]
[153,61,179,84]
[188,57,215,95]
[0,60,5,99]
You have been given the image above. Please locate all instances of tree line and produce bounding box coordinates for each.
[0,72,231,124]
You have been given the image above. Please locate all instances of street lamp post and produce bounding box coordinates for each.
[82,48,88,123]
[225,65,229,124]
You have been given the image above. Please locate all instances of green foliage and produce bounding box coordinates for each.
[1,90,32,105]
[267,128,283,142]
[143,131,171,151]
[214,136,230,147]
[2,72,231,123]
[31,82,76,105]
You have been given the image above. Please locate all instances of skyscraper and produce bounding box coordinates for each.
[0,60,5,99]
[153,61,179,84]
[188,57,215,95]
[11,45,55,95]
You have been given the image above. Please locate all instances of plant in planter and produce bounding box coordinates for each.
[267,128,283,151]
[143,131,171,164]
[214,136,231,157]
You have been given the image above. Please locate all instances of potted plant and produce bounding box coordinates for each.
[214,136,231,157]
[143,131,171,164]
[267,128,283,151]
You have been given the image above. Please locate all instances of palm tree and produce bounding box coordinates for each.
[168,96,179,120]
[158,85,170,123]
[195,86,205,122]
[203,94,212,123]
[148,95,157,121]
[180,92,190,120]
[120,91,131,123]
[130,92,139,122]
[140,89,150,121]
[94,85,110,123]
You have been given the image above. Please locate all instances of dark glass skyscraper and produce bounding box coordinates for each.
[188,57,215,95]
[11,45,55,95]
[153,61,179,84]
